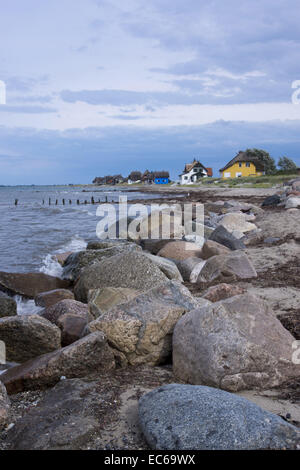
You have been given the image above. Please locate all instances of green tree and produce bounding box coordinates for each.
[278,156,297,171]
[245,148,277,175]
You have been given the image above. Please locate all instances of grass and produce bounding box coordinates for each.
[201,173,299,188]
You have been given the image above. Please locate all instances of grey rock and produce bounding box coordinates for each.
[63,244,141,282]
[143,253,183,281]
[74,251,168,303]
[0,315,61,363]
[0,292,17,318]
[173,293,299,391]
[176,257,204,282]
[35,289,74,308]
[209,225,245,250]
[262,194,281,207]
[197,251,257,283]
[139,384,300,450]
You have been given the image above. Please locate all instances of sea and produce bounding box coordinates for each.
[0,185,161,314]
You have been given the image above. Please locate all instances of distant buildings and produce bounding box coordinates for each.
[219,151,265,179]
[180,159,213,184]
[93,169,170,185]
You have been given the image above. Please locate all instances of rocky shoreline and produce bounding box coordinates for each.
[0,180,300,450]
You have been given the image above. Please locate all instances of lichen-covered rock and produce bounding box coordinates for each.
[88,287,139,318]
[202,283,246,302]
[85,281,200,366]
[197,251,257,283]
[143,253,183,281]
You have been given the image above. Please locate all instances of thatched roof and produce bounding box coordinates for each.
[183,159,207,174]
[153,171,169,178]
[219,151,265,172]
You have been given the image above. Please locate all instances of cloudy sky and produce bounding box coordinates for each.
[1,0,300,184]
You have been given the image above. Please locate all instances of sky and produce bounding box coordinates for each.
[1,0,300,184]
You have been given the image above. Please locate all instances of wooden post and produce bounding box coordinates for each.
[42,199,45,205]
[69,200,72,204]
[91,197,95,204]
[55,200,58,205]
[49,198,51,205]
[77,199,80,205]
[105,196,108,203]
[62,199,65,205]
[84,200,87,204]
[14,199,18,206]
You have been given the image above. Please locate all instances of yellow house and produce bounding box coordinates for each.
[220,151,265,179]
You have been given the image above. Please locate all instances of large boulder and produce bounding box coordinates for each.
[197,251,257,283]
[157,241,202,261]
[35,289,74,308]
[209,225,245,250]
[41,299,91,346]
[173,293,299,391]
[139,384,300,450]
[0,272,70,299]
[0,315,61,363]
[88,287,139,318]
[218,212,257,234]
[139,239,177,255]
[7,379,106,450]
[74,252,168,303]
[62,243,141,282]
[0,292,17,318]
[85,280,203,366]
[143,253,183,281]
[0,381,10,430]
[201,240,230,260]
[1,332,115,394]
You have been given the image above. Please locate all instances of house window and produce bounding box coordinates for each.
[184,176,188,180]
[245,162,250,167]
[239,162,242,167]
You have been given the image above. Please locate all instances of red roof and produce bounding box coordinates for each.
[206,167,213,177]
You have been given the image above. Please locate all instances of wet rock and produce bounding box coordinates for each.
[201,240,230,260]
[35,289,74,308]
[74,251,168,303]
[53,252,72,266]
[0,272,70,299]
[202,283,246,302]
[0,292,17,318]
[0,382,10,431]
[209,225,245,250]
[173,293,299,391]
[157,241,202,261]
[197,251,257,283]
[0,315,61,363]
[85,280,200,366]
[1,332,115,394]
[139,384,300,450]
[41,299,90,324]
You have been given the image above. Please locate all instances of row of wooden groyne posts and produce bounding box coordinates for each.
[14,196,111,206]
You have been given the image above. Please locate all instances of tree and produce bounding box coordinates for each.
[278,156,297,171]
[245,148,277,175]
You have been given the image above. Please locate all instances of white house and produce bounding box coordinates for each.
[180,160,212,184]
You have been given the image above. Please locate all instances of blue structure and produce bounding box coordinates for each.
[154,172,169,184]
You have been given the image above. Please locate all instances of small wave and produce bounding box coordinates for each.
[14,295,43,316]
[59,235,87,253]
[40,253,63,277]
